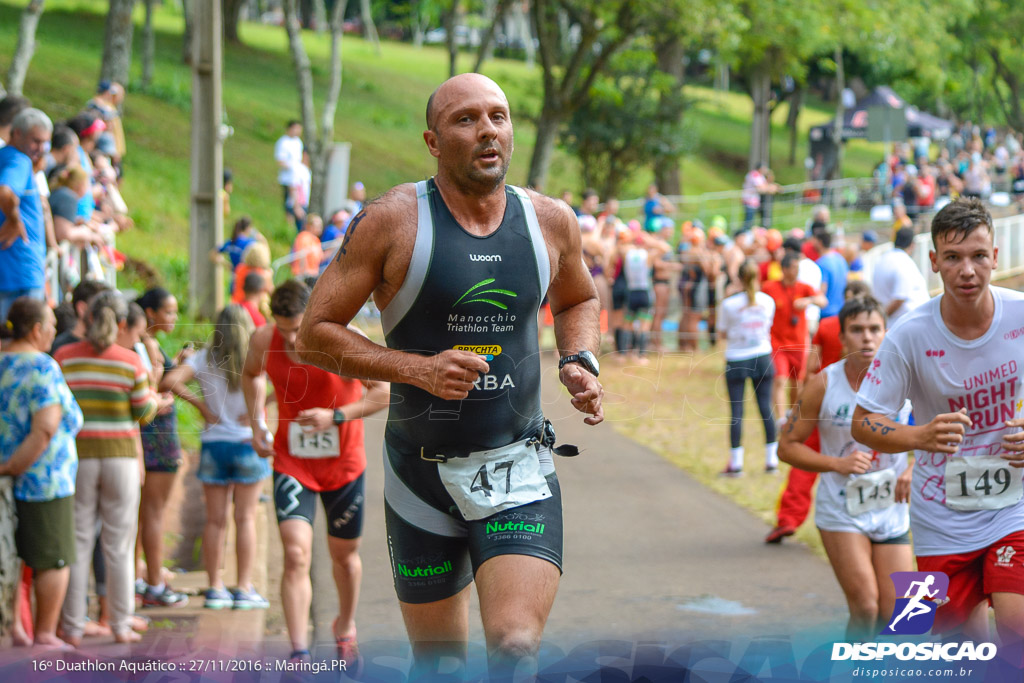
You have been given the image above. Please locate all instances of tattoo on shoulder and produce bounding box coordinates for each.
[337,211,366,260]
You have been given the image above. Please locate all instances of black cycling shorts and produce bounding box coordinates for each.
[272,471,365,539]
[383,443,563,604]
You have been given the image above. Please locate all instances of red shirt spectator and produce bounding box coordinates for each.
[811,315,843,368]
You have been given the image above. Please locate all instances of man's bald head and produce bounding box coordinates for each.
[425,73,508,132]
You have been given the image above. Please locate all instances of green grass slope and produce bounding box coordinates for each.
[0,0,882,292]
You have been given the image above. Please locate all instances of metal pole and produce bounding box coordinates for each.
[190,1,224,319]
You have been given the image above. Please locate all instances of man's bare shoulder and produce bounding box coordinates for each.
[359,183,418,232]
[519,188,577,243]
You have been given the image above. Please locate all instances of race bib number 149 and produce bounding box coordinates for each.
[945,456,1024,511]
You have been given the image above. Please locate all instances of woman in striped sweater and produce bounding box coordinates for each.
[55,290,158,645]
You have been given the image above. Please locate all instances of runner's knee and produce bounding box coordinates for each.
[488,627,541,662]
[283,543,311,571]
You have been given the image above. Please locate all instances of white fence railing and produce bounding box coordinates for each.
[860,212,1024,294]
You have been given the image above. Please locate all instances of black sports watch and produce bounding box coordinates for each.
[558,350,600,377]
[332,409,347,425]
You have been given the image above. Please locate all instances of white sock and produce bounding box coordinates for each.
[765,441,779,468]
[729,447,744,471]
[151,582,166,594]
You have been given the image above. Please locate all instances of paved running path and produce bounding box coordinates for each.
[308,353,848,653]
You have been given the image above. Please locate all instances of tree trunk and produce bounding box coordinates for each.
[360,0,380,55]
[510,0,533,68]
[444,0,459,79]
[653,35,685,196]
[101,0,137,85]
[748,60,772,170]
[472,0,509,74]
[282,0,349,217]
[313,0,326,33]
[0,479,15,640]
[831,46,845,181]
[140,0,155,87]
[182,0,194,64]
[786,84,804,166]
[412,0,425,48]
[223,0,246,42]
[526,106,561,191]
[989,49,1024,132]
[6,0,45,97]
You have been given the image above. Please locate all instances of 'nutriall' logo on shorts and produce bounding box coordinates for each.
[397,561,453,578]
[486,520,546,536]
[881,571,949,635]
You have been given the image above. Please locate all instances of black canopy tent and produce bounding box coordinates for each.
[809,86,954,142]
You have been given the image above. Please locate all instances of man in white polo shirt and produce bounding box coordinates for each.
[853,198,1024,648]
[872,227,930,323]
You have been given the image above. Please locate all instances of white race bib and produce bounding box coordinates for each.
[945,456,1024,511]
[437,440,551,521]
[845,468,897,516]
[287,422,340,459]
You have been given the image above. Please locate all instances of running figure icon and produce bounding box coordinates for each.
[888,575,940,631]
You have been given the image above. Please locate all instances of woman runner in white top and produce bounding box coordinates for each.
[719,259,778,475]
[779,296,913,640]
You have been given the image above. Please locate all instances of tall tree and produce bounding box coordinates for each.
[182,0,194,64]
[224,0,247,43]
[361,0,381,54]
[6,0,46,97]
[282,0,350,217]
[527,0,649,191]
[565,45,695,199]
[100,0,138,85]
[443,0,460,78]
[140,0,156,87]
[472,0,511,73]
[731,0,830,171]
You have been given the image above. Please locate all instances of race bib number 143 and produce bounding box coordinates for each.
[945,456,1024,511]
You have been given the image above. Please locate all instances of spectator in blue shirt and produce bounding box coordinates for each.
[814,229,849,318]
[0,108,53,324]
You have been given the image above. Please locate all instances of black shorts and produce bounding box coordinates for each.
[383,443,563,604]
[611,273,628,311]
[627,289,651,312]
[272,471,365,539]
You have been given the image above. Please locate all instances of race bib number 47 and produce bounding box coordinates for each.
[945,456,1024,511]
[287,422,340,459]
[438,440,551,521]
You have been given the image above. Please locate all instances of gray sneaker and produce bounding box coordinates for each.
[142,584,189,608]
[232,587,270,610]
[204,587,234,610]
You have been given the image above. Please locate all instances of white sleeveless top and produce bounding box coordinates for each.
[623,247,651,291]
[815,359,911,540]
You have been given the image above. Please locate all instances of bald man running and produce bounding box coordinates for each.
[296,74,604,678]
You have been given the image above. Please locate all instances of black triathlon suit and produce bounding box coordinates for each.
[380,179,563,604]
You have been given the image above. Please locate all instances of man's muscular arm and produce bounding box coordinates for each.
[296,186,488,400]
[852,404,971,455]
[531,192,604,424]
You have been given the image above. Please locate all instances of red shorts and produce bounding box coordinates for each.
[772,346,807,381]
[916,530,1024,633]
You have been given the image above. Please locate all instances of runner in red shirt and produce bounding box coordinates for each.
[242,280,389,663]
[761,253,827,417]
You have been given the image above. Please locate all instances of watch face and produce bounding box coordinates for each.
[579,350,600,375]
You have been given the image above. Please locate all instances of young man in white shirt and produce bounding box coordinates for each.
[274,120,304,221]
[872,227,930,323]
[853,198,1024,649]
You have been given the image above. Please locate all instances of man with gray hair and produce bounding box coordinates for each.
[0,108,53,323]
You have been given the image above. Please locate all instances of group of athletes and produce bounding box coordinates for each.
[747,197,1024,651]
[240,71,1024,678]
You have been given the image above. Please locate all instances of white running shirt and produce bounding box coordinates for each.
[816,359,910,540]
[872,248,930,323]
[720,291,775,361]
[856,287,1024,555]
